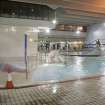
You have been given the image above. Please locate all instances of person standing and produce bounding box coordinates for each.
[96,39,101,47]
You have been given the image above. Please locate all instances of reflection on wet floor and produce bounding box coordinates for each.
[1,77,105,105]
[32,56,105,82]
[1,56,105,86]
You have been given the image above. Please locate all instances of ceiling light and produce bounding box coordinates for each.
[29,38,33,42]
[45,28,50,33]
[52,10,57,24]
[77,26,83,31]
[52,19,57,24]
[76,30,80,34]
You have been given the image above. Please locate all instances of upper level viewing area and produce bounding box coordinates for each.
[0,0,54,21]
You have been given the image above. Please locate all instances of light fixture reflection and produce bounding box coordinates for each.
[52,85,58,94]
[75,57,83,65]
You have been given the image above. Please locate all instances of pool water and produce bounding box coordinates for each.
[32,56,105,82]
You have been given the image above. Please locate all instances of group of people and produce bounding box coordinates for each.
[38,39,102,52]
[38,41,84,52]
[38,41,68,51]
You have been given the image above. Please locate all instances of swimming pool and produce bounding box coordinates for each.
[32,56,105,82]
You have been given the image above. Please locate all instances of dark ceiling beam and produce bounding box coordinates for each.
[57,16,102,23]
[58,21,96,26]
[58,22,91,26]
[63,8,105,19]
[57,14,105,22]
[57,18,97,25]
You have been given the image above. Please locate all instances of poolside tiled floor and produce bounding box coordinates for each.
[1,77,105,105]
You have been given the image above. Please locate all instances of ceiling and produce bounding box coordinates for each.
[10,0,105,26]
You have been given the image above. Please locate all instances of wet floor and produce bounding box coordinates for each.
[1,77,105,105]
[32,56,105,81]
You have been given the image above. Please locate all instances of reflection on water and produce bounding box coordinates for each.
[47,50,64,63]
[32,56,105,82]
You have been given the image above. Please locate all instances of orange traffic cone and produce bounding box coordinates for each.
[6,72,14,89]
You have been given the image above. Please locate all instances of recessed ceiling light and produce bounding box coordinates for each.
[76,30,80,34]
[45,28,50,33]
[29,38,33,42]
[77,26,83,31]
[52,19,57,24]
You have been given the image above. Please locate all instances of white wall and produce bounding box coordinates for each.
[0,25,39,70]
[0,17,55,57]
[86,23,105,44]
[0,25,24,57]
[0,25,40,57]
